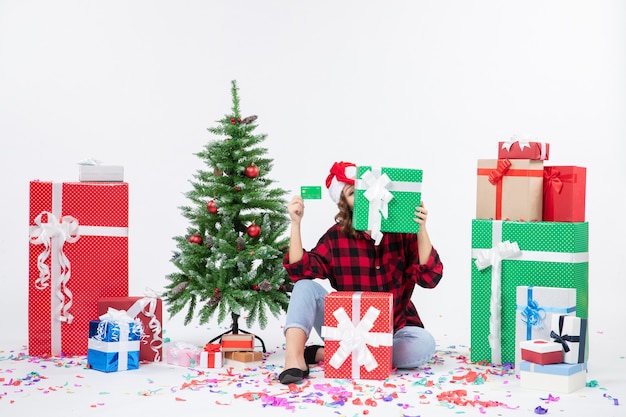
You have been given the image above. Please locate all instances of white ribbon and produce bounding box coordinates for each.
[321,293,393,376]
[360,168,393,245]
[126,290,163,362]
[471,221,589,365]
[29,182,129,355]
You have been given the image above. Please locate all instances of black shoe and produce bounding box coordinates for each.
[304,345,323,365]
[278,367,310,384]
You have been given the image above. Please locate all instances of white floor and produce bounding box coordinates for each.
[1,313,624,417]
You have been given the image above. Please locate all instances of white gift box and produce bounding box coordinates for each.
[79,165,124,182]
[519,361,587,393]
[550,315,588,364]
[515,286,576,373]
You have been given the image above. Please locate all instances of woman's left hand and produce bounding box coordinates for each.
[413,202,428,230]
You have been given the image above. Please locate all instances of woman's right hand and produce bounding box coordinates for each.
[288,195,305,223]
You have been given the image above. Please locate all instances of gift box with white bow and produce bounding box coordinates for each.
[98,295,163,362]
[353,166,422,245]
[87,308,142,373]
[497,137,550,160]
[476,159,544,221]
[28,180,129,357]
[470,220,588,365]
[321,291,393,380]
[165,341,202,367]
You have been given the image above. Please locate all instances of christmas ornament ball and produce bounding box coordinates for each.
[247,224,261,238]
[189,234,203,245]
[245,164,260,178]
[207,200,218,213]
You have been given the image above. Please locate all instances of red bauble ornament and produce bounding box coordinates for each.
[189,234,203,245]
[207,200,218,214]
[232,186,241,192]
[252,285,259,291]
[247,224,261,238]
[245,164,259,179]
[214,288,220,294]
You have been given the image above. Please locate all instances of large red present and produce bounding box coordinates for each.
[543,166,587,222]
[476,159,544,221]
[321,292,393,380]
[498,138,550,160]
[98,295,163,362]
[28,181,129,356]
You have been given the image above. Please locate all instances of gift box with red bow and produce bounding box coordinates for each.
[542,166,587,222]
[321,291,393,380]
[200,343,223,368]
[476,159,544,221]
[28,180,129,357]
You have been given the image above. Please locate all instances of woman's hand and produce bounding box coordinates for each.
[288,195,305,223]
[413,202,428,232]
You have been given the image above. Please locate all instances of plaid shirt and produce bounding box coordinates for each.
[283,224,444,332]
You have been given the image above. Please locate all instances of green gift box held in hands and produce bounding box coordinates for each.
[353,166,423,243]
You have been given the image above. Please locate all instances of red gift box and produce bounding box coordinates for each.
[321,292,393,380]
[220,334,254,351]
[520,339,563,365]
[28,181,129,356]
[543,166,587,222]
[476,159,544,221]
[200,344,223,368]
[498,140,550,160]
[98,296,163,362]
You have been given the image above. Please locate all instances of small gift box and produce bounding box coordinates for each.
[200,343,223,368]
[321,291,393,380]
[221,334,254,351]
[476,159,544,221]
[28,180,129,356]
[353,166,422,244]
[166,342,202,367]
[79,165,124,182]
[498,137,550,160]
[87,308,142,373]
[520,340,563,365]
[543,166,587,222]
[98,295,163,362]
[550,315,588,364]
[224,351,263,365]
[519,361,587,393]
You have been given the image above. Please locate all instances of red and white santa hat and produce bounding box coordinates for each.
[325,161,357,204]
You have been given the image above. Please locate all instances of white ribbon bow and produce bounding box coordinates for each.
[29,211,80,324]
[361,169,394,245]
[322,306,393,373]
[94,308,142,371]
[126,289,164,361]
[501,134,534,152]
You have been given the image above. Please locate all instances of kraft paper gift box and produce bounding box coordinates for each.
[470,220,588,365]
[98,296,163,362]
[476,159,544,221]
[514,286,576,372]
[498,139,550,160]
[79,165,124,182]
[550,315,588,364]
[87,309,142,373]
[543,166,587,222]
[166,341,202,367]
[200,343,223,368]
[519,361,587,394]
[224,351,262,365]
[321,292,393,380]
[221,334,254,351]
[28,181,129,357]
[520,340,563,365]
[353,166,422,244]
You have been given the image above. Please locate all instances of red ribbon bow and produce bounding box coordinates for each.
[325,161,356,188]
[543,168,564,194]
[488,159,512,185]
[204,343,221,352]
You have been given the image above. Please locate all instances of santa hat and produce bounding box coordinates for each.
[325,161,357,204]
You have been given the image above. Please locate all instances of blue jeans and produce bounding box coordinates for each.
[284,279,436,369]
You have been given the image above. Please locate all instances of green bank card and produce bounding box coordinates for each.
[301,186,322,199]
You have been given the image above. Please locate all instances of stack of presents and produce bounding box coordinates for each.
[471,136,589,393]
[26,166,261,373]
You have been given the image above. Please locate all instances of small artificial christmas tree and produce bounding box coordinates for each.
[164,81,292,343]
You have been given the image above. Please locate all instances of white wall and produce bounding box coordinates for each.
[1,1,624,346]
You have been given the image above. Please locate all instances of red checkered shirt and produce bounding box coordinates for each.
[283,224,444,332]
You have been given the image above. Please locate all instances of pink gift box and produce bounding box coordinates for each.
[166,342,201,367]
[28,181,129,357]
[321,292,393,380]
[520,339,563,365]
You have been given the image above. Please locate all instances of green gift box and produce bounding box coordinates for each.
[354,166,423,243]
[470,219,588,365]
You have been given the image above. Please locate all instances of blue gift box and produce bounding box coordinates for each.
[87,319,142,372]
